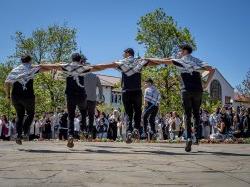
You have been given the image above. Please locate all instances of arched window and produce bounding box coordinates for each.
[210,80,222,101]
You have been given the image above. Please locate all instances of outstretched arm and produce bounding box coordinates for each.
[90,62,118,72]
[38,64,63,72]
[144,58,173,66]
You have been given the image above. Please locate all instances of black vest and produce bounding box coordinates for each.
[65,76,86,98]
[180,71,203,92]
[122,72,141,92]
[11,79,35,99]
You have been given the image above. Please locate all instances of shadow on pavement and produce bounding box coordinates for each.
[17,147,250,157]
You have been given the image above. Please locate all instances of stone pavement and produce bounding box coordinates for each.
[0,141,250,187]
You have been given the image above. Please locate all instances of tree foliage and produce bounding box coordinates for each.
[136,8,196,114]
[0,24,77,116]
[201,91,221,113]
[237,69,250,97]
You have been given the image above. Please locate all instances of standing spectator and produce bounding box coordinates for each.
[201,110,210,139]
[163,113,172,140]
[29,116,41,140]
[59,110,68,140]
[168,112,181,140]
[108,110,120,141]
[142,78,161,140]
[0,117,2,140]
[209,107,221,134]
[243,108,250,138]
[238,109,246,137]
[83,70,104,138]
[51,109,60,139]
[220,107,230,133]
[42,114,52,139]
[96,112,109,139]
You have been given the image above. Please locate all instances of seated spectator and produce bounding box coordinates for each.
[210,121,226,140]
[96,112,109,139]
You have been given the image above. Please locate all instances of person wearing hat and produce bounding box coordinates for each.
[58,53,113,148]
[5,55,59,145]
[144,44,213,152]
[142,78,161,140]
[38,52,117,147]
[97,48,161,143]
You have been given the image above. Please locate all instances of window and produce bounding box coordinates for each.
[111,92,122,104]
[210,80,222,101]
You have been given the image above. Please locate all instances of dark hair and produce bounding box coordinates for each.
[179,44,193,54]
[145,78,153,84]
[101,112,106,118]
[124,48,134,57]
[71,53,82,62]
[21,55,32,63]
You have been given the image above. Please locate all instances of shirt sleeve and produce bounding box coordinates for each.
[96,76,103,98]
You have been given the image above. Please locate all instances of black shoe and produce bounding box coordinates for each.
[185,139,192,152]
[67,136,74,148]
[16,138,22,145]
[126,132,132,144]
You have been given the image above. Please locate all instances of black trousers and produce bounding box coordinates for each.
[108,122,118,141]
[82,100,96,134]
[59,129,68,140]
[122,90,142,133]
[181,91,202,139]
[66,95,87,136]
[143,102,159,134]
[12,97,35,138]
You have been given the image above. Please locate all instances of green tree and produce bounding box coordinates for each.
[136,8,196,114]
[11,24,77,112]
[201,91,221,113]
[0,60,18,117]
[237,69,250,97]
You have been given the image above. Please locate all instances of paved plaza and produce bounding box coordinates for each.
[0,141,250,187]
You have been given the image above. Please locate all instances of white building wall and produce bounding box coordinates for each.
[205,69,234,105]
[102,86,112,105]
[96,85,122,107]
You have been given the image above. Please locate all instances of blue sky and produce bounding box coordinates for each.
[0,0,249,87]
